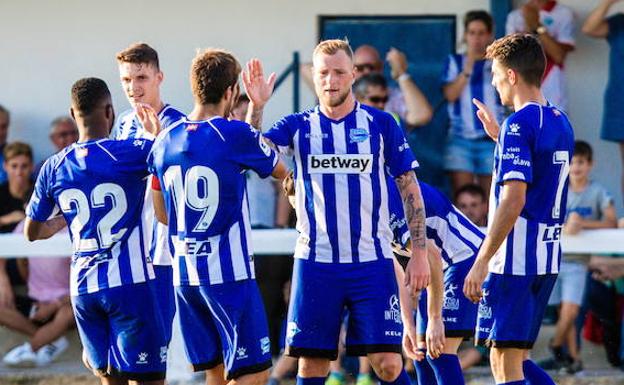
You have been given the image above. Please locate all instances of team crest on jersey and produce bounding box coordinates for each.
[236,347,248,359]
[349,128,369,143]
[186,124,198,131]
[508,123,521,136]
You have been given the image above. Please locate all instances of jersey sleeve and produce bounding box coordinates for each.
[233,124,278,178]
[26,158,57,222]
[496,114,534,185]
[123,139,154,178]
[264,115,295,156]
[441,54,459,84]
[382,113,419,178]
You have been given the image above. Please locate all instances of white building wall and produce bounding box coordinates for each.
[1,0,623,213]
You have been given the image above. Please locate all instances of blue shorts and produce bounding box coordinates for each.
[72,283,167,381]
[286,258,402,359]
[444,135,495,175]
[176,280,272,380]
[476,273,557,349]
[416,259,477,339]
[151,265,176,344]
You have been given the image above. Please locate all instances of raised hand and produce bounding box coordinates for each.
[473,98,500,140]
[136,103,161,137]
[242,59,276,108]
[386,47,408,80]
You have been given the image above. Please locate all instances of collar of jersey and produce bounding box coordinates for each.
[315,101,360,124]
[182,115,222,124]
[517,100,551,112]
[74,138,108,146]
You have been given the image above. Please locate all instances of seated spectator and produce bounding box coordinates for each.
[506,0,575,111]
[34,116,78,177]
[0,104,9,184]
[541,140,617,374]
[454,183,488,227]
[301,44,433,129]
[0,142,35,299]
[0,221,73,367]
[582,0,624,208]
[443,10,502,199]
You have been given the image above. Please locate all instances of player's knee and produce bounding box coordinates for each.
[298,357,330,377]
[370,354,402,382]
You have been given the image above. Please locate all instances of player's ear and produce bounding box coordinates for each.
[69,107,75,120]
[507,68,516,86]
[156,70,164,84]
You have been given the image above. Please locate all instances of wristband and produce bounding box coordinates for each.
[397,73,411,82]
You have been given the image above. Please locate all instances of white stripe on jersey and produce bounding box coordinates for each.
[128,227,146,284]
[309,112,332,263]
[512,217,527,275]
[85,263,99,294]
[207,235,224,284]
[356,109,376,263]
[229,221,247,278]
[331,121,353,263]
[241,192,255,278]
[107,241,122,288]
[551,240,560,274]
[536,224,548,274]
[375,133,394,261]
[426,215,479,269]
[292,129,311,260]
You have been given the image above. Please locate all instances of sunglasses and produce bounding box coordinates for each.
[367,96,389,104]
[355,63,377,72]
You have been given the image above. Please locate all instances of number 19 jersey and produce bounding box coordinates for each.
[26,139,155,296]
[490,102,574,275]
[148,117,278,287]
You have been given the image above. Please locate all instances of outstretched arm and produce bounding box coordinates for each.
[395,171,430,295]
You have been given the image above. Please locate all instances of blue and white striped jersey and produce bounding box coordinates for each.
[111,104,185,267]
[265,102,419,264]
[148,117,278,286]
[442,54,505,140]
[489,102,574,275]
[388,180,484,269]
[27,139,155,296]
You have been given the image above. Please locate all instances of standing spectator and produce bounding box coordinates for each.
[454,183,488,227]
[34,117,79,177]
[301,45,433,129]
[443,10,502,198]
[0,105,10,184]
[582,0,624,204]
[1,221,73,367]
[506,0,576,111]
[542,141,617,373]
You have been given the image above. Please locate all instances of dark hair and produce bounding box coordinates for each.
[574,140,593,162]
[236,93,250,108]
[486,33,546,87]
[116,42,160,69]
[454,183,486,203]
[3,141,33,162]
[191,49,241,105]
[464,10,494,33]
[353,73,387,98]
[70,78,111,116]
[0,104,9,123]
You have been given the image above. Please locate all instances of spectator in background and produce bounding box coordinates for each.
[301,45,433,129]
[583,0,624,205]
[353,73,404,127]
[540,141,617,374]
[454,183,488,227]
[506,0,575,111]
[0,221,73,367]
[34,117,78,177]
[0,142,35,316]
[0,105,10,184]
[443,10,502,199]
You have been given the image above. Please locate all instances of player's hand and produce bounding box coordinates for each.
[463,259,488,303]
[472,98,500,140]
[425,316,445,359]
[405,251,431,297]
[522,2,541,31]
[386,47,408,80]
[402,325,424,361]
[0,277,15,310]
[242,59,277,109]
[136,103,162,137]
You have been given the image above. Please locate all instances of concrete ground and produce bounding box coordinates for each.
[1,325,624,385]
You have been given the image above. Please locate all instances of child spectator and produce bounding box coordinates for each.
[0,221,73,367]
[542,140,617,373]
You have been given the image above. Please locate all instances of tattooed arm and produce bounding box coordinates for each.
[395,170,430,295]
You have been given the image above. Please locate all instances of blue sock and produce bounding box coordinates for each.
[413,359,437,385]
[379,369,411,385]
[523,360,556,385]
[498,382,526,385]
[427,354,464,385]
[297,376,327,385]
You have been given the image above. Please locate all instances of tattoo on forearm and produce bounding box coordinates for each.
[246,105,264,131]
[396,172,426,250]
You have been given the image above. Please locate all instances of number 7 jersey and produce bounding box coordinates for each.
[147,117,278,287]
[26,139,155,296]
[489,102,574,275]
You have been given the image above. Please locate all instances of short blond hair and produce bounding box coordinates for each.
[313,39,353,60]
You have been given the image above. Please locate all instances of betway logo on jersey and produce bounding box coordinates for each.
[307,154,373,174]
